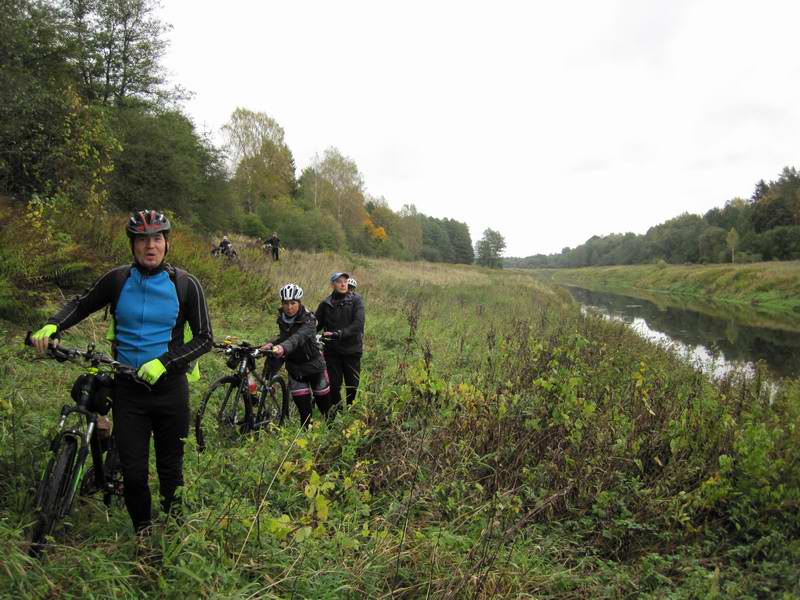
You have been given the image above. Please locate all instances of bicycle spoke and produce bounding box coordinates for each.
[257,376,289,427]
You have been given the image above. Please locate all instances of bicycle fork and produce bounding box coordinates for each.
[48,407,96,518]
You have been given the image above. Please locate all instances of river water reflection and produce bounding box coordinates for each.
[565,286,800,381]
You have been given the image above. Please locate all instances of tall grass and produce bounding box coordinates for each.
[0,209,798,597]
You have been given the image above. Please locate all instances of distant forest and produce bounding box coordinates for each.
[0,0,474,264]
[507,167,800,269]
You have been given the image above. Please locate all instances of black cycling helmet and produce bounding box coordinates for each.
[126,209,171,239]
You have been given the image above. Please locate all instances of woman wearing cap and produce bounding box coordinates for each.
[315,272,365,408]
[260,283,331,426]
[30,210,213,535]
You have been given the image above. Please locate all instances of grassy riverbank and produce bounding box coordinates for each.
[1,208,799,597]
[528,262,800,319]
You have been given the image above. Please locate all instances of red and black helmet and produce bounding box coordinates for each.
[126,209,171,239]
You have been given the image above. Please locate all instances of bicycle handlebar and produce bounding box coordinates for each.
[213,339,281,358]
[316,332,340,343]
[25,331,139,377]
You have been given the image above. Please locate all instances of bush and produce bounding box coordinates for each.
[241,213,267,239]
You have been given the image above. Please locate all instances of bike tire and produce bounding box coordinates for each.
[103,444,123,506]
[195,376,243,452]
[29,436,78,556]
[256,375,290,427]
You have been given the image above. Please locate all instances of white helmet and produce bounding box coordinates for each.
[279,283,303,301]
[347,277,358,289]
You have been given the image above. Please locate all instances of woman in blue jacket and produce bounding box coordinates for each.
[31,210,213,534]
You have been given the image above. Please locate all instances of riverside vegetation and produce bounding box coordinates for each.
[0,205,799,598]
[529,261,800,325]
[507,167,800,269]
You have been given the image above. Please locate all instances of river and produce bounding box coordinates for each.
[564,285,800,381]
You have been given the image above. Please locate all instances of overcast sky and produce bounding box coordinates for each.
[159,0,800,256]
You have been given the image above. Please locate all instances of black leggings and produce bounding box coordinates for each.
[324,353,361,406]
[288,369,331,427]
[113,374,189,532]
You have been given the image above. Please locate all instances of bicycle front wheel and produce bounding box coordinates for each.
[256,375,290,427]
[29,436,78,556]
[195,376,244,452]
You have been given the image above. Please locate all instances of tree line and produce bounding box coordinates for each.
[506,167,800,268]
[1,0,477,264]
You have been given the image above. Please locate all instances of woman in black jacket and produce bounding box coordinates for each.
[261,283,330,426]
[315,272,365,407]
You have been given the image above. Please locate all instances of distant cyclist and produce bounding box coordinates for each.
[260,283,330,426]
[267,232,280,261]
[218,235,232,256]
[315,272,365,407]
[31,210,213,536]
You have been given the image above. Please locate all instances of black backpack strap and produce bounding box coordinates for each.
[164,265,191,326]
[168,266,190,310]
[106,265,132,319]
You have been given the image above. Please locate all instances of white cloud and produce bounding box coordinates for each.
[159,0,800,256]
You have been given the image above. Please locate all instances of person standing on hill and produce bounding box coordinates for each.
[30,210,213,536]
[267,232,280,261]
[315,272,365,408]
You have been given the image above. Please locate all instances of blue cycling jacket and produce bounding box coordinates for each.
[48,263,212,374]
[114,268,179,368]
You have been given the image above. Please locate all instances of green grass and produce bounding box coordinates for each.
[0,210,799,597]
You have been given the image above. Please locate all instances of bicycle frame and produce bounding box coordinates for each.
[228,348,273,424]
[213,341,287,429]
[26,336,144,555]
[42,372,116,516]
[28,339,137,508]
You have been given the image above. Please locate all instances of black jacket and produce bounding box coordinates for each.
[272,305,325,378]
[315,291,365,355]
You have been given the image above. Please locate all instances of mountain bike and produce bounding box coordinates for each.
[211,245,239,260]
[194,338,289,452]
[24,334,143,557]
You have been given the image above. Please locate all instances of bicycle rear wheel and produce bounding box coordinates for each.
[256,375,290,427]
[102,443,124,506]
[29,436,78,556]
[80,443,124,506]
[195,376,244,452]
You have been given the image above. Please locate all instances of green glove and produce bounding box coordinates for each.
[32,324,58,342]
[31,323,58,350]
[137,359,166,385]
